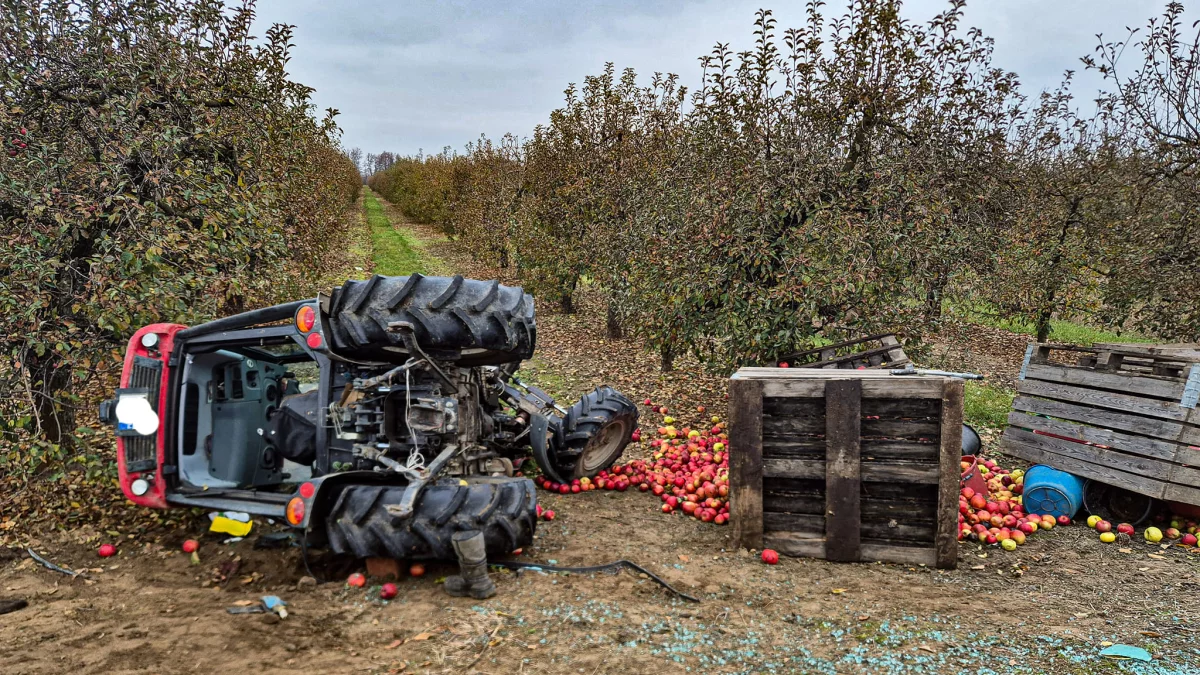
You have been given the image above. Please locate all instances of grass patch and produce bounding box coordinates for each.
[946,299,1154,345]
[363,189,435,276]
[963,381,1014,431]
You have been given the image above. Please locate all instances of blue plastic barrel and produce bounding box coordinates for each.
[1022,465,1086,519]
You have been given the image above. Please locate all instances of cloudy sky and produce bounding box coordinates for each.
[252,0,1184,157]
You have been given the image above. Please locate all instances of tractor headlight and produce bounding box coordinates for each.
[140,332,159,348]
[130,478,151,496]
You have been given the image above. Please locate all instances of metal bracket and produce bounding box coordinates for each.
[1018,345,1035,380]
[1182,364,1200,409]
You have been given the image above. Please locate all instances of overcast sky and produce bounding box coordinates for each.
[251,0,1186,157]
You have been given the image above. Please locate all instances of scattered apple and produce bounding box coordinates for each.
[347,572,366,587]
[1183,533,1198,547]
[1087,515,1101,528]
[1165,527,1181,540]
[380,583,398,600]
[409,563,426,577]
[543,509,556,521]
[1056,515,1071,526]
[98,544,116,558]
[1095,520,1113,533]
[1117,523,1135,536]
[182,539,199,553]
[761,549,780,565]
[1001,538,1017,551]
[1099,531,1116,543]
[1144,527,1163,543]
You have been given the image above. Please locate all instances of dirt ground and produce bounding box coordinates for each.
[3,199,1197,674]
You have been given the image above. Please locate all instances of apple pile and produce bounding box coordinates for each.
[534,401,731,525]
[957,458,1071,549]
[1087,513,1200,546]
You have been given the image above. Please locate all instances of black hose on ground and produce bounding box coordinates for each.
[492,560,701,603]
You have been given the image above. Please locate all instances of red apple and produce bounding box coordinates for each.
[1095,520,1112,533]
[1182,533,1198,546]
[543,510,556,521]
[98,544,116,558]
[347,572,366,587]
[181,539,199,553]
[409,563,426,577]
[380,583,398,600]
[1057,515,1071,526]
[1117,523,1135,536]
[761,549,780,564]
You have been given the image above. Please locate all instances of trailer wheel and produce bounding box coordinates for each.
[323,477,536,560]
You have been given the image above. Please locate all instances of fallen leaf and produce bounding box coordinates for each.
[678,555,689,563]
[1074,612,1089,619]
[856,614,870,621]
[411,632,433,641]
[917,644,937,654]
[232,600,255,607]
[1100,641,1114,647]
[384,639,403,649]
[970,565,986,570]
[1140,631,1162,638]
[1147,554,1165,560]
[831,588,846,594]
[1118,548,1132,554]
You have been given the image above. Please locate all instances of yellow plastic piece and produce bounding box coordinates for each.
[209,516,253,537]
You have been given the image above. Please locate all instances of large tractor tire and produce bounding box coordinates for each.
[324,477,536,560]
[544,386,638,481]
[326,274,536,366]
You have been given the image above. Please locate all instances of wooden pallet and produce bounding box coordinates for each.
[775,333,910,370]
[1003,343,1200,506]
[728,369,962,569]
[1042,342,1200,379]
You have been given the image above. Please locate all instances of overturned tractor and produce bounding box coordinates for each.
[101,274,637,582]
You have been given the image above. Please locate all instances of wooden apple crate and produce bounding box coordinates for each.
[728,369,963,569]
[1002,342,1200,506]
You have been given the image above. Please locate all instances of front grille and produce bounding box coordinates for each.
[124,356,162,473]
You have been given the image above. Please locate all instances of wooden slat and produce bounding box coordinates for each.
[1006,411,1200,465]
[1018,379,1190,422]
[763,457,940,483]
[824,380,861,562]
[880,334,911,366]
[1163,482,1200,506]
[935,379,963,570]
[764,511,934,542]
[860,440,939,460]
[735,368,900,379]
[729,378,764,550]
[1001,428,1169,500]
[760,378,945,399]
[1011,396,1200,446]
[1024,363,1185,400]
[765,533,938,567]
[1002,426,1178,482]
[861,419,941,438]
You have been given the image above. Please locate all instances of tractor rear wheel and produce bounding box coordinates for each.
[324,476,536,560]
[545,386,638,480]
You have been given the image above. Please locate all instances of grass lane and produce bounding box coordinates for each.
[363,188,443,275]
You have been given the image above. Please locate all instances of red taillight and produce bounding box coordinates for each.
[286,497,306,525]
[299,482,315,499]
[295,305,316,333]
[306,332,323,349]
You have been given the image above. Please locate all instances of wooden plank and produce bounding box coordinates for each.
[1011,396,1200,447]
[1001,426,1177,482]
[1018,379,1190,422]
[860,440,939,460]
[824,380,862,562]
[735,368,901,379]
[777,333,895,361]
[1024,363,1186,400]
[861,419,941,438]
[1006,411,1200,465]
[880,334,910,366]
[1093,342,1200,361]
[763,511,933,542]
[729,378,764,550]
[761,440,826,458]
[1162,482,1200,507]
[1001,428,1167,499]
[935,379,963,570]
[763,457,940,484]
[765,533,938,567]
[759,378,945,399]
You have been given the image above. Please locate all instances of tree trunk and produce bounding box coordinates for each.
[28,355,74,448]
[924,272,946,323]
[497,247,509,269]
[606,301,623,339]
[559,293,574,314]
[660,345,675,372]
